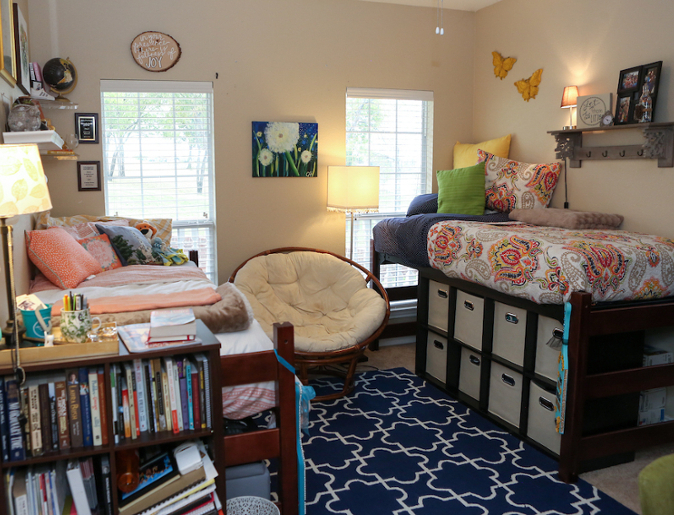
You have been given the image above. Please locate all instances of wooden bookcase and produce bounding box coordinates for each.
[0,319,225,514]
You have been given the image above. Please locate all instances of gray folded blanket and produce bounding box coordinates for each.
[509,208,624,230]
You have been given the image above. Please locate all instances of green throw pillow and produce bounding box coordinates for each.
[436,162,486,215]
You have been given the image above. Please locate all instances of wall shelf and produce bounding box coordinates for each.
[548,122,674,168]
[2,130,64,152]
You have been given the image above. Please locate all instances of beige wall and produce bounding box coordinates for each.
[474,0,674,237]
[25,0,476,283]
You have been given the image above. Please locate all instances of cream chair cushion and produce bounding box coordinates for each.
[234,251,387,352]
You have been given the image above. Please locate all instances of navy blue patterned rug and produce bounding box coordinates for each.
[299,367,636,515]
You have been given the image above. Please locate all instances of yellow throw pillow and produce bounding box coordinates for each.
[453,134,511,169]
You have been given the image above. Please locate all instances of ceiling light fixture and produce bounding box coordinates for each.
[436,0,444,35]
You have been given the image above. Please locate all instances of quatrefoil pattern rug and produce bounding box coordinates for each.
[299,368,635,515]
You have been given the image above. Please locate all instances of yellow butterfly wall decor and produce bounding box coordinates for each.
[492,51,517,80]
[514,68,543,102]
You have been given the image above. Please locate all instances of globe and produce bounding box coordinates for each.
[42,57,77,98]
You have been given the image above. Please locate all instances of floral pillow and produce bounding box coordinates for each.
[78,234,122,271]
[95,224,155,266]
[477,149,561,213]
[64,219,129,240]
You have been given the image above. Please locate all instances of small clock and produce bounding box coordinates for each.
[600,111,614,127]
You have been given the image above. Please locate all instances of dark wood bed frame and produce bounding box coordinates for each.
[372,247,674,483]
[220,322,299,514]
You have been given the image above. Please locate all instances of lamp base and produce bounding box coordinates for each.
[562,125,577,130]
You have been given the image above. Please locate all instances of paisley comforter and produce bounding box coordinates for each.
[427,221,674,304]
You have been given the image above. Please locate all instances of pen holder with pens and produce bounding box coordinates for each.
[60,308,102,344]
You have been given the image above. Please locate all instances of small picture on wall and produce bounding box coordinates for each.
[252,121,318,177]
[617,66,641,92]
[77,161,101,191]
[632,61,662,124]
[615,95,632,125]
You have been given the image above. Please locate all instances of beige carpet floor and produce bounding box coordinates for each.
[359,342,669,514]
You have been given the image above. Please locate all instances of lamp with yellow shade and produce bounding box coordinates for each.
[561,85,579,130]
[0,144,52,380]
[327,166,380,260]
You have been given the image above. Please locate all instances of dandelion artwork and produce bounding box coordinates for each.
[252,121,318,177]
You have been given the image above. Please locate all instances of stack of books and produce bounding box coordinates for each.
[149,309,198,346]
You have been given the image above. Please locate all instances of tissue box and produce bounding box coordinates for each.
[643,344,674,366]
[640,388,667,411]
[639,408,666,426]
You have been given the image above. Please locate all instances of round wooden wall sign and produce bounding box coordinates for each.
[130,31,181,72]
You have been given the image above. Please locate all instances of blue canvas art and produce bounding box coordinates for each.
[252,121,318,177]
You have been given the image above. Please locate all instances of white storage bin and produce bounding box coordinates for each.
[454,290,484,350]
[535,316,564,381]
[459,347,482,400]
[488,362,523,428]
[492,302,527,366]
[426,332,448,384]
[427,280,450,332]
[527,381,561,454]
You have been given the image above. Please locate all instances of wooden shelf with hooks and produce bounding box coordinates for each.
[548,122,674,168]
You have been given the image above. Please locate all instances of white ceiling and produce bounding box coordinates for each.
[358,0,502,12]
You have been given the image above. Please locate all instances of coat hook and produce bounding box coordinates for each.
[602,151,608,157]
[637,149,644,156]
[586,151,592,158]
[619,149,626,157]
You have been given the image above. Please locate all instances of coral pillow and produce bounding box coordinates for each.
[453,134,511,169]
[26,228,103,289]
[477,149,561,213]
[78,234,122,271]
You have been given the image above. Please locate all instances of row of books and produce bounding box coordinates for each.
[8,455,111,515]
[0,354,212,462]
[111,355,212,443]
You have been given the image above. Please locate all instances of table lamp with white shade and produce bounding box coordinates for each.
[327,165,380,260]
[0,144,52,381]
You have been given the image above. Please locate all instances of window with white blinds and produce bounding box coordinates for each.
[100,80,217,282]
[345,88,433,288]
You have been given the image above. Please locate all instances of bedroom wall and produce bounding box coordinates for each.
[473,0,674,238]
[24,0,476,284]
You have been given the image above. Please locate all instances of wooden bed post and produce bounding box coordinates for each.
[558,292,593,483]
[274,322,300,515]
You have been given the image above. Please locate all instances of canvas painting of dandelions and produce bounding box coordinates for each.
[252,121,318,177]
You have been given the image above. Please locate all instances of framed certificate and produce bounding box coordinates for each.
[75,112,99,144]
[77,161,101,191]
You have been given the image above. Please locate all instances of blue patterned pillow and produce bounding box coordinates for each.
[95,224,155,266]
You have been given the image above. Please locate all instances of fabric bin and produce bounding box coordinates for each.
[527,381,561,454]
[427,280,450,332]
[535,316,564,381]
[426,331,448,384]
[492,302,527,366]
[459,347,482,400]
[488,362,523,428]
[454,290,484,350]
[226,461,271,500]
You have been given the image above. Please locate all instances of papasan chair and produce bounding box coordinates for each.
[230,247,390,402]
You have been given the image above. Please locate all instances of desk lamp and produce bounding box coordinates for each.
[561,86,579,130]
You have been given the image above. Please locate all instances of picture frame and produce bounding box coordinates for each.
[0,0,16,86]
[77,161,101,191]
[75,113,99,144]
[12,4,29,94]
[632,60,662,124]
[615,94,633,125]
[617,65,642,93]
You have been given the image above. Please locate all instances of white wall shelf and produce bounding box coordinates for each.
[2,130,64,152]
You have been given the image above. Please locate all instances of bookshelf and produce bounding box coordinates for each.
[0,320,225,515]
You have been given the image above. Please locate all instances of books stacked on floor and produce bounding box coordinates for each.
[110,355,212,443]
[119,440,220,515]
[0,369,110,462]
[119,309,201,354]
[8,455,112,515]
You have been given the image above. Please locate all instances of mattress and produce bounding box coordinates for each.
[427,220,674,304]
[372,212,510,269]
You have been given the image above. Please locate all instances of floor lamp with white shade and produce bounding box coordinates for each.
[0,144,52,382]
[327,165,380,260]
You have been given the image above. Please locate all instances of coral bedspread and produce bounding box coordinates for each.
[427,221,674,304]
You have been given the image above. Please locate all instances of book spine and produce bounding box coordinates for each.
[78,368,92,447]
[191,363,201,430]
[121,376,131,439]
[98,367,109,446]
[110,365,119,444]
[124,364,137,439]
[161,363,172,433]
[38,383,51,454]
[165,358,179,434]
[66,370,83,448]
[66,460,92,515]
[20,387,30,456]
[115,365,125,442]
[143,360,155,433]
[55,381,70,450]
[88,370,102,446]
[178,360,189,431]
[198,358,206,429]
[0,377,8,462]
[28,385,43,456]
[48,383,59,452]
[133,359,148,433]
[100,455,113,515]
[185,359,194,430]
[5,378,25,461]
[202,356,212,428]
[173,360,184,431]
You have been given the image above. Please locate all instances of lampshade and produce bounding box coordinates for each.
[327,166,380,213]
[0,144,52,218]
[561,86,579,109]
